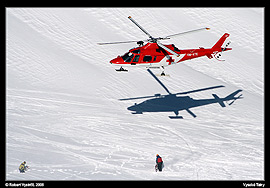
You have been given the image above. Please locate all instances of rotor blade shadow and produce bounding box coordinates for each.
[175,85,225,95]
[119,94,159,101]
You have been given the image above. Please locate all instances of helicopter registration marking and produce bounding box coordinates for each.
[187,52,198,56]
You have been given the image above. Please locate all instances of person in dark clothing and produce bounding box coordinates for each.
[155,154,163,172]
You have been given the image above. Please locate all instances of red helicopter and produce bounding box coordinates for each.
[98,16,232,76]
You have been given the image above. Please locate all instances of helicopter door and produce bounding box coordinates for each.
[131,55,140,65]
[133,55,140,62]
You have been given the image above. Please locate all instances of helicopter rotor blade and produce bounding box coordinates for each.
[128,16,154,39]
[97,40,146,45]
[156,41,180,57]
[165,27,210,39]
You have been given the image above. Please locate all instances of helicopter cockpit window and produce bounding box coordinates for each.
[122,52,134,62]
[143,55,152,62]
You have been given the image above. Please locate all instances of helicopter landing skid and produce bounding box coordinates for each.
[116,67,128,72]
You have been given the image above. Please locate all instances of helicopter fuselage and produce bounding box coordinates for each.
[110,41,231,68]
[98,16,231,73]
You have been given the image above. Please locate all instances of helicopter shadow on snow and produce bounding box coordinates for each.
[119,69,243,119]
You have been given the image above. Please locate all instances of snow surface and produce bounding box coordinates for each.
[6,8,264,180]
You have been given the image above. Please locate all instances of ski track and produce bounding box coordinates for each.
[6,8,264,180]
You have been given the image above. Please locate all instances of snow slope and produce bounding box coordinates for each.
[6,8,264,180]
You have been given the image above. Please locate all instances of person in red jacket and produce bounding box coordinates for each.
[155,154,163,172]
